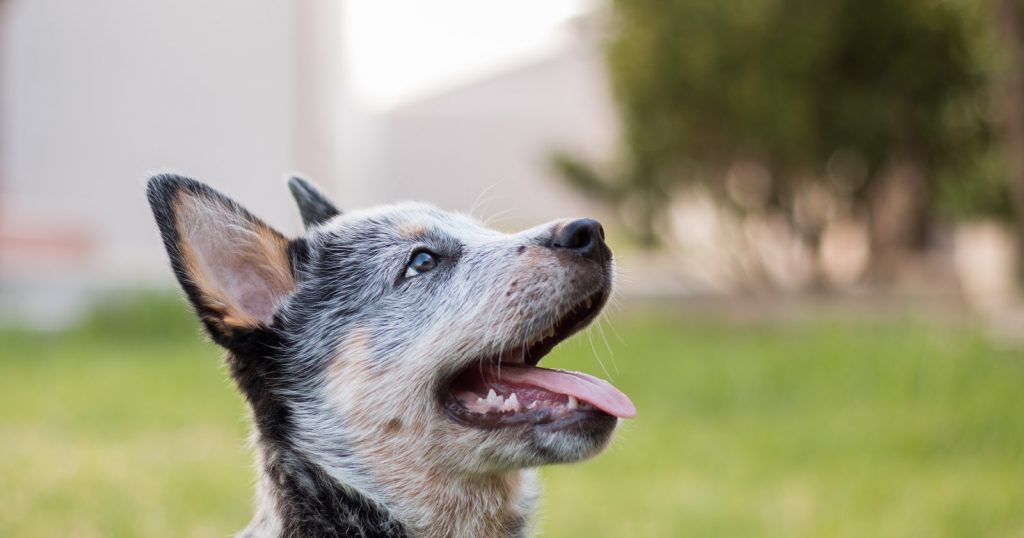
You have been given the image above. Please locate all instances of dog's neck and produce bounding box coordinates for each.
[353,454,537,538]
[241,437,536,538]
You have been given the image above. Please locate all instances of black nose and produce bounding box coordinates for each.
[550,218,607,262]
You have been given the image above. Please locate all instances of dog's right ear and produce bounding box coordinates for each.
[288,175,340,229]
[147,175,297,345]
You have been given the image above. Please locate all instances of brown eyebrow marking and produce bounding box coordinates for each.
[397,223,428,238]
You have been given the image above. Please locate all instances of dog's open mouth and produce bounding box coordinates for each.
[443,289,636,430]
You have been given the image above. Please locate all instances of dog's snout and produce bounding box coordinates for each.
[550,218,606,262]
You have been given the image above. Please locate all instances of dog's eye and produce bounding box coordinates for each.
[404,249,438,278]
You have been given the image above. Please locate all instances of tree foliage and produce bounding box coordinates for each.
[555,0,1009,247]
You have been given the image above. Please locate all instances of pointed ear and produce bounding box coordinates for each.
[288,175,340,229]
[147,175,297,342]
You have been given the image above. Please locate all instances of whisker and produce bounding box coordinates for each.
[483,208,514,228]
[469,182,502,220]
[595,316,619,374]
[585,324,614,381]
[605,296,628,345]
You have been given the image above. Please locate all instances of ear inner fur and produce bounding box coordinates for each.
[173,192,294,327]
[148,175,295,337]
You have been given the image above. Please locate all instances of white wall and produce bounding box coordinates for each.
[377,27,619,229]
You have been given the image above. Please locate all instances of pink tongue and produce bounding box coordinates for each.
[494,365,636,419]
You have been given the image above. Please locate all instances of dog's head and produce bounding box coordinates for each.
[147,174,633,491]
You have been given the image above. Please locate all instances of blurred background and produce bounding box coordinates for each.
[1,0,1023,536]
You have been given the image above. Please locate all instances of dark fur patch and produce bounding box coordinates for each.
[289,176,341,229]
[384,418,403,434]
[234,401,407,537]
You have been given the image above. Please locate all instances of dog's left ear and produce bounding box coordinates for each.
[147,174,297,343]
[288,175,340,229]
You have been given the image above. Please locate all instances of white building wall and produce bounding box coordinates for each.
[0,0,355,325]
[0,0,303,272]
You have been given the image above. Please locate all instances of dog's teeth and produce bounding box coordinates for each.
[476,397,485,404]
[504,393,520,412]
[527,401,537,410]
[567,395,579,410]
[485,389,504,408]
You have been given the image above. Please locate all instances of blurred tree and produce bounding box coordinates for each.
[554,0,1007,263]
[988,0,1024,258]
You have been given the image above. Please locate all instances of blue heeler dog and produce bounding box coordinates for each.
[146,174,635,537]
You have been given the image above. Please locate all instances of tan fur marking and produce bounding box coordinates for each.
[329,328,374,380]
[522,244,557,267]
[397,223,428,238]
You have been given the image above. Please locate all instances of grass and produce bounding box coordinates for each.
[1,295,1023,537]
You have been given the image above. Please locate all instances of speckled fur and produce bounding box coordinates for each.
[146,174,617,537]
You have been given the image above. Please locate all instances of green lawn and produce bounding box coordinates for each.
[1,297,1023,537]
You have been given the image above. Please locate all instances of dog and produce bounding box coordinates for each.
[146,174,635,537]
